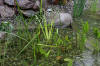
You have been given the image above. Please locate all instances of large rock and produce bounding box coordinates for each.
[21,10,36,17]
[17,0,34,9]
[0,0,4,5]
[0,5,15,17]
[33,0,40,10]
[46,11,73,28]
[4,0,34,9]
[4,0,14,6]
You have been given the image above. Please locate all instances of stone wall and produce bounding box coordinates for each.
[0,0,40,18]
[0,0,73,18]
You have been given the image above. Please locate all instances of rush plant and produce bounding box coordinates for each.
[73,0,86,17]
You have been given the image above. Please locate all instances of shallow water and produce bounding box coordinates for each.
[73,11,100,66]
[0,9,100,65]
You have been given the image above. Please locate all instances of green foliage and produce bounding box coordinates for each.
[39,46,51,58]
[0,21,13,32]
[40,18,54,41]
[82,21,89,33]
[76,21,89,51]
[64,58,73,66]
[73,0,86,17]
[90,0,98,13]
[93,27,100,39]
[17,33,39,57]
[92,27,100,54]
[92,40,100,54]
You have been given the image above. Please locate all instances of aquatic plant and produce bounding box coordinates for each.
[90,0,99,13]
[76,21,89,51]
[40,18,53,41]
[73,0,86,17]
[1,0,99,65]
[93,27,100,39]
[0,21,13,32]
[64,58,73,66]
[93,27,100,55]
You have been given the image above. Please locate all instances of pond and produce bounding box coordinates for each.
[73,10,100,66]
[0,8,100,66]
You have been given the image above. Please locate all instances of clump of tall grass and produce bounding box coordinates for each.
[92,27,100,55]
[73,0,86,17]
[76,21,89,51]
[90,0,99,13]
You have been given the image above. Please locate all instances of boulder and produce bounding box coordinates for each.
[17,0,34,9]
[21,10,36,17]
[46,12,73,28]
[33,0,50,10]
[0,0,4,5]
[33,0,40,10]
[4,0,14,6]
[55,13,73,28]
[4,0,34,9]
[0,5,15,17]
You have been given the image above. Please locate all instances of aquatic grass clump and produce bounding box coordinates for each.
[76,21,89,51]
[92,27,100,55]
[93,27,100,39]
[73,0,86,17]
[40,18,54,41]
[90,0,99,13]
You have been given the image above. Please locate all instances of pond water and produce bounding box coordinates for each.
[0,9,100,66]
[73,10,100,66]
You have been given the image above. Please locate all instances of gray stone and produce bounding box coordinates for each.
[4,0,14,6]
[0,5,15,17]
[46,12,73,28]
[21,10,36,17]
[17,0,34,9]
[33,0,40,10]
[33,0,50,10]
[0,0,4,5]
[4,0,34,9]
